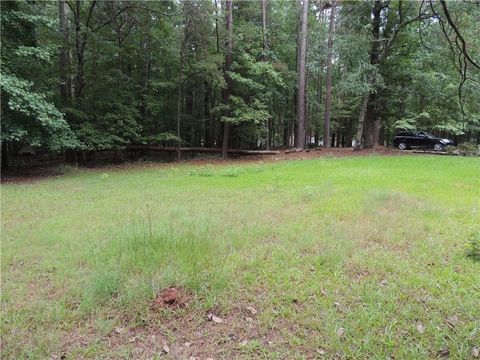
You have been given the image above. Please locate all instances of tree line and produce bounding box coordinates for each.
[1,0,479,165]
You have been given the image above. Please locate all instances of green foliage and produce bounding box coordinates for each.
[0,0,478,156]
[2,9,58,30]
[14,45,57,63]
[221,53,286,126]
[465,233,480,262]
[1,1,78,151]
[1,71,78,150]
[222,96,270,125]
[2,73,63,131]
[141,132,182,145]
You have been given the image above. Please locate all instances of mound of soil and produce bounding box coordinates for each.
[152,287,190,309]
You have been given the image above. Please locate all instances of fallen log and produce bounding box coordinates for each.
[284,148,303,154]
[126,146,279,155]
[412,150,449,155]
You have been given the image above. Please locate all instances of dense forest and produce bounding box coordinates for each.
[1,0,479,165]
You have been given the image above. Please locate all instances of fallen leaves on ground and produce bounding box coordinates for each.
[246,306,258,315]
[445,315,459,329]
[207,313,223,323]
[436,348,449,357]
[416,321,425,334]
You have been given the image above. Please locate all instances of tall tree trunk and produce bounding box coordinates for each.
[72,0,97,101]
[261,0,270,150]
[354,93,369,150]
[296,0,309,149]
[176,58,183,161]
[316,71,323,146]
[362,0,382,148]
[293,3,300,148]
[305,67,309,147]
[59,0,70,102]
[140,9,151,119]
[364,92,377,147]
[214,0,220,54]
[176,11,191,161]
[323,0,336,148]
[1,142,8,170]
[221,0,233,159]
[204,81,212,147]
[261,0,267,53]
[74,0,85,100]
[115,16,122,90]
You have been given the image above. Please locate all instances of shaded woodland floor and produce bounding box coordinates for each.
[1,154,479,359]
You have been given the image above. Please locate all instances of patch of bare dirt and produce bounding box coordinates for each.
[151,287,191,309]
[51,298,312,359]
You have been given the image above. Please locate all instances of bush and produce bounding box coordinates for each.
[458,142,479,156]
[50,164,77,176]
[466,233,480,262]
[447,142,479,156]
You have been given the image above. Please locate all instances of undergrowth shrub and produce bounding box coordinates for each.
[466,233,480,261]
[50,164,77,175]
[446,142,480,156]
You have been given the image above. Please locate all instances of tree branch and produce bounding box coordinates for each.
[439,0,480,70]
[91,5,132,33]
[85,0,97,29]
[378,2,430,63]
[134,6,182,17]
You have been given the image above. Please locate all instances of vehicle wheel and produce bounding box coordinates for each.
[434,143,444,151]
[398,142,407,150]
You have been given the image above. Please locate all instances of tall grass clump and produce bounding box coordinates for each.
[466,233,480,262]
[81,217,231,311]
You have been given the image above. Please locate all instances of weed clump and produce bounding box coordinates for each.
[220,167,245,177]
[466,233,480,261]
[190,165,215,177]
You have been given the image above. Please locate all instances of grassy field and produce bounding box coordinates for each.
[1,155,479,359]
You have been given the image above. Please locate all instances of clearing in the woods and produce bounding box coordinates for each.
[1,154,479,359]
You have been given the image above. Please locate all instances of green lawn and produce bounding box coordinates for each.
[2,155,479,359]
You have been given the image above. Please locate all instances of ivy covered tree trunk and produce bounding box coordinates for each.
[296,0,308,150]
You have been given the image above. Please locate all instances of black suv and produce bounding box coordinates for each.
[393,131,455,151]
